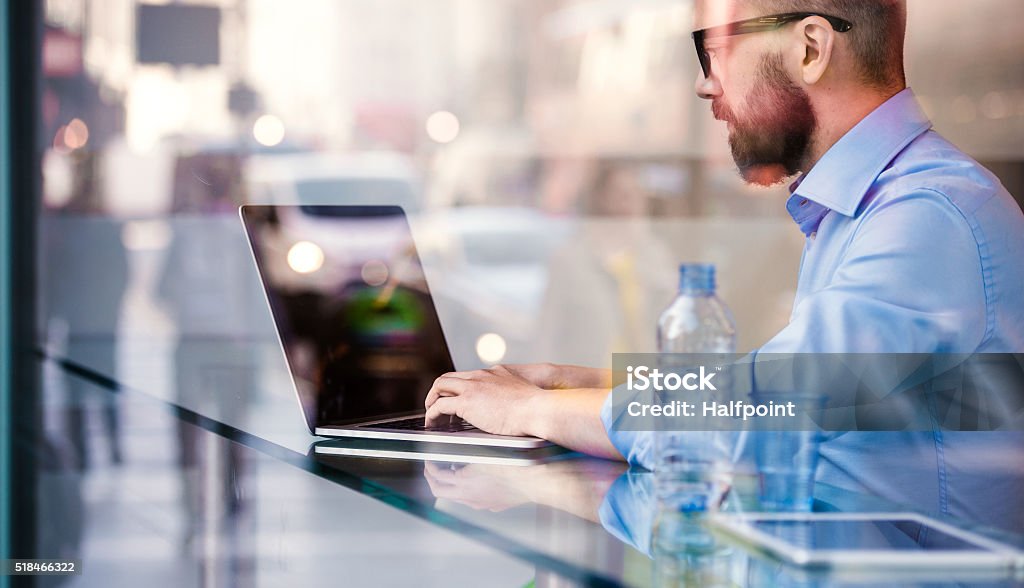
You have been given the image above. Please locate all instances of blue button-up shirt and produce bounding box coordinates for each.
[602,89,1024,530]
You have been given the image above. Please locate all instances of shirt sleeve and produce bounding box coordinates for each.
[762,188,988,354]
[600,189,988,466]
[600,385,655,470]
[597,471,656,556]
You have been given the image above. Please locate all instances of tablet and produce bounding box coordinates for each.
[708,512,1023,572]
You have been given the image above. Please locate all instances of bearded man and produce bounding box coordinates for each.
[424,1,1024,530]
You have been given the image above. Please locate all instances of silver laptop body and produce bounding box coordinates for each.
[241,204,550,449]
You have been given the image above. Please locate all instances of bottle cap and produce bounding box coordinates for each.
[679,263,716,293]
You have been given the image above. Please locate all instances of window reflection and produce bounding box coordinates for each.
[32,0,1024,581]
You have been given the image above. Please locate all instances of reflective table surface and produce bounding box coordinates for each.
[31,347,1024,587]
[26,215,1024,587]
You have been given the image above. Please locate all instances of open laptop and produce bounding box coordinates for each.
[240,204,550,449]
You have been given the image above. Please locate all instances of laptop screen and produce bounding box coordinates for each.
[241,205,456,430]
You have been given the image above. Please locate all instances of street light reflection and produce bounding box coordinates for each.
[360,259,389,287]
[475,332,507,364]
[64,118,89,149]
[253,114,286,146]
[425,110,459,144]
[286,241,324,274]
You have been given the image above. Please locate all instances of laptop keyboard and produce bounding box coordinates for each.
[361,416,479,433]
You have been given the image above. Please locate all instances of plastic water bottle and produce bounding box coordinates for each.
[654,264,736,511]
[657,264,735,354]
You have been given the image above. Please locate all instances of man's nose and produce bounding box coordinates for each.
[695,71,721,100]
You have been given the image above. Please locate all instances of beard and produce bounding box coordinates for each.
[714,53,816,187]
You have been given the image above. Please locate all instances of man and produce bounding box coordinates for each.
[425,0,1024,529]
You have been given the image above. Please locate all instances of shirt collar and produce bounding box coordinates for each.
[785,189,830,237]
[791,88,932,218]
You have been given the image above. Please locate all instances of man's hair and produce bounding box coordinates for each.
[742,0,907,90]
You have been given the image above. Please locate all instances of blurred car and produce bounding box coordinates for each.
[246,150,422,212]
[415,206,571,366]
[243,151,424,294]
[424,127,539,209]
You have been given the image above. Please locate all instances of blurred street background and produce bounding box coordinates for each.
[27,1,1024,585]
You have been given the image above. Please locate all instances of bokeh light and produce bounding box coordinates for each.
[425,110,460,144]
[286,241,324,274]
[980,91,1010,120]
[253,114,286,146]
[475,332,507,364]
[360,259,389,286]
[63,118,90,150]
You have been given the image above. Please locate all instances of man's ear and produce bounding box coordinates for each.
[792,16,836,86]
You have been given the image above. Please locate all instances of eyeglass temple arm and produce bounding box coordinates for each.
[696,13,852,40]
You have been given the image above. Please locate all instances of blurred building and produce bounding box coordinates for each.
[6,0,1024,582]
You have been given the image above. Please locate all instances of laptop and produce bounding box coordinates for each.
[240,204,551,449]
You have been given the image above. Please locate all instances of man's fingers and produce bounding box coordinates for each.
[424,379,444,408]
[423,461,448,477]
[442,369,487,380]
[425,368,502,411]
[424,462,461,484]
[423,463,457,486]
[501,363,555,387]
[424,373,472,408]
[425,396,462,423]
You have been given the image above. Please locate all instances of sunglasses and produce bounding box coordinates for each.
[692,12,853,78]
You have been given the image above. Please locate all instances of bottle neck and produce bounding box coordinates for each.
[678,264,716,296]
[678,286,715,296]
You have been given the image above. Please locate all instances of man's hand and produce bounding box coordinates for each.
[422,459,628,519]
[424,365,544,436]
[423,462,531,512]
[424,364,625,462]
[501,363,612,390]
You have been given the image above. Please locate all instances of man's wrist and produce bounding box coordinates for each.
[563,365,612,389]
[524,389,555,440]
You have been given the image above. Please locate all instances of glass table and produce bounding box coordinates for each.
[24,215,1024,586]
[27,346,1024,587]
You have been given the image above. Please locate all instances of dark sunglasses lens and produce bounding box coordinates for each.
[693,35,710,77]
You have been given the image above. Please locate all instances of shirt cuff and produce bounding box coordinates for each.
[597,471,656,556]
[600,385,654,470]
